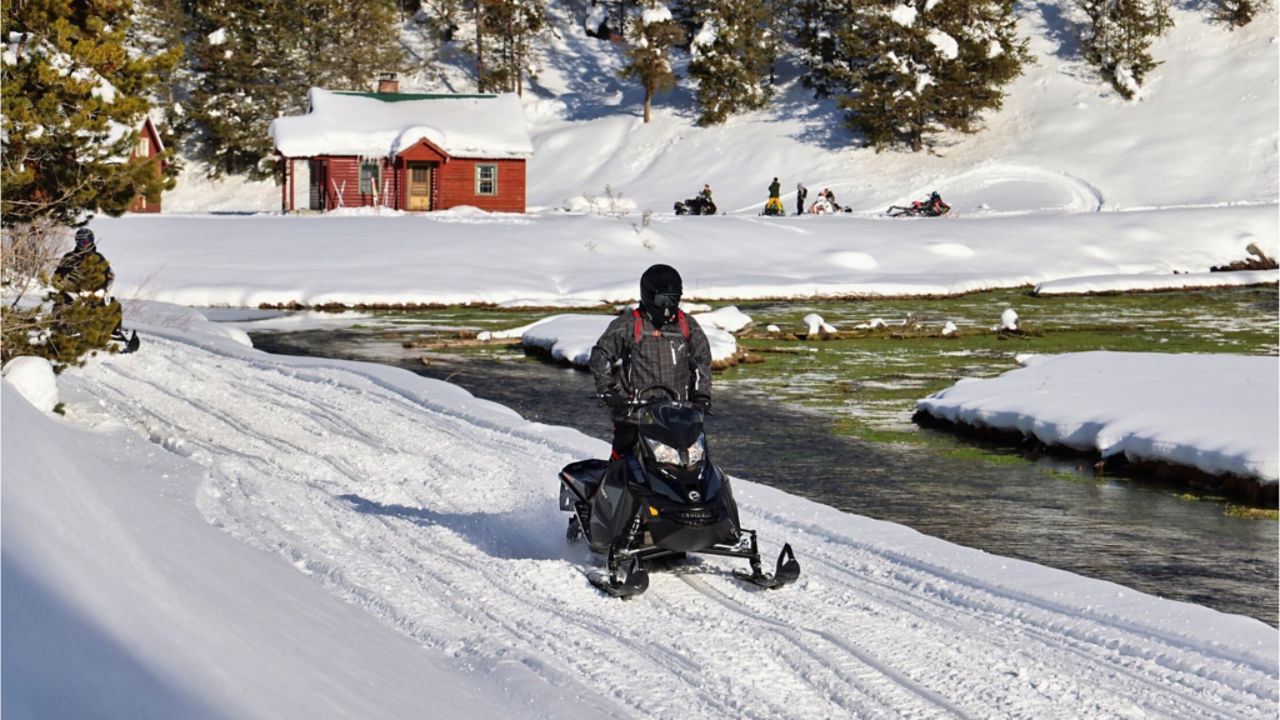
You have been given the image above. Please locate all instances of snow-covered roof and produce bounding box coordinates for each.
[269,88,533,160]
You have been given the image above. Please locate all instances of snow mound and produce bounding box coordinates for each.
[2,356,58,412]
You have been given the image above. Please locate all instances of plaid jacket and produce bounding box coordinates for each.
[589,310,712,420]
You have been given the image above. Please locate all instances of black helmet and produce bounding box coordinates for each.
[74,228,95,250]
[639,264,682,325]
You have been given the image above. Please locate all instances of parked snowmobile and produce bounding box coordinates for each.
[673,196,717,216]
[887,191,951,218]
[559,385,800,598]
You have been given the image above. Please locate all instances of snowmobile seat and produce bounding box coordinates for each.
[559,458,609,509]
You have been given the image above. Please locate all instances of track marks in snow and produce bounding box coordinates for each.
[62,335,1279,720]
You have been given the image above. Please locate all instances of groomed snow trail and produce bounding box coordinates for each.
[61,325,1278,720]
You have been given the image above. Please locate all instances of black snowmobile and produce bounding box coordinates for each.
[673,196,717,216]
[887,191,951,218]
[559,385,800,598]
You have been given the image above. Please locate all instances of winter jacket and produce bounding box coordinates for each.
[589,309,713,420]
[768,180,781,199]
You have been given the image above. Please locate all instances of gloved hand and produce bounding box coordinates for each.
[693,397,712,416]
[600,391,630,413]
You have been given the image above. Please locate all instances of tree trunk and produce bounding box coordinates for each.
[475,1,485,91]
[644,87,652,123]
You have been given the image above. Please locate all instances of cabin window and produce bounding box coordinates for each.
[475,164,497,196]
[359,161,381,195]
[136,134,151,158]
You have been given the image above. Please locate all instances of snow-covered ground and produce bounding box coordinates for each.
[4,0,1278,716]
[916,351,1279,482]
[5,306,1277,719]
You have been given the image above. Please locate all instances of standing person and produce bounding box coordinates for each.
[589,264,713,464]
[764,177,784,216]
[796,183,808,215]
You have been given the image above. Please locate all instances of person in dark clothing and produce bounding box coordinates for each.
[796,183,807,215]
[54,228,114,294]
[53,227,133,349]
[768,178,781,200]
[588,264,713,460]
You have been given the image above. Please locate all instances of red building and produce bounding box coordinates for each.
[270,86,533,214]
[128,116,167,213]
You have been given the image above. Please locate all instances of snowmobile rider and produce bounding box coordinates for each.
[699,184,712,202]
[53,227,129,345]
[55,228,115,295]
[588,264,713,462]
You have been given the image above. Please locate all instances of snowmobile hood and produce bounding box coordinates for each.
[633,402,703,448]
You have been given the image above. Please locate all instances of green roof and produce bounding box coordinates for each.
[334,91,498,103]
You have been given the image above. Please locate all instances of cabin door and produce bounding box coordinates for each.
[308,159,328,210]
[408,163,433,211]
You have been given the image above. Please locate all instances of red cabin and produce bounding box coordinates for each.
[270,88,532,214]
[127,116,167,213]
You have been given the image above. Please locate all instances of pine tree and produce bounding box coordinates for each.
[836,0,1028,151]
[1078,0,1170,99]
[783,0,858,98]
[930,0,1031,132]
[474,0,548,94]
[686,0,778,125]
[1215,0,1258,27]
[621,1,685,122]
[1,0,180,226]
[184,0,402,179]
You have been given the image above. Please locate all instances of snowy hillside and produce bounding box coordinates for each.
[163,0,1278,216]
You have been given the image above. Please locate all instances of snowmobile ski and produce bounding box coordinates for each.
[587,556,649,598]
[734,543,801,589]
[111,327,140,354]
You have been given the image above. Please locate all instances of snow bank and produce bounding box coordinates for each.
[917,352,1279,483]
[1036,269,1278,295]
[90,205,1279,308]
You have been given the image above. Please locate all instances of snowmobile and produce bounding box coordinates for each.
[559,385,800,598]
[886,191,951,218]
[673,196,717,216]
[761,197,786,216]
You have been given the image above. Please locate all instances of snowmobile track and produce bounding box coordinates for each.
[673,571,974,719]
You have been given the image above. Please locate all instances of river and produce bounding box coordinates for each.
[249,319,1278,627]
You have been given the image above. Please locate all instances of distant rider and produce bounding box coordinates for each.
[53,227,130,347]
[55,228,115,294]
[589,264,713,462]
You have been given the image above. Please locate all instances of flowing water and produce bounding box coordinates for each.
[245,288,1278,626]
